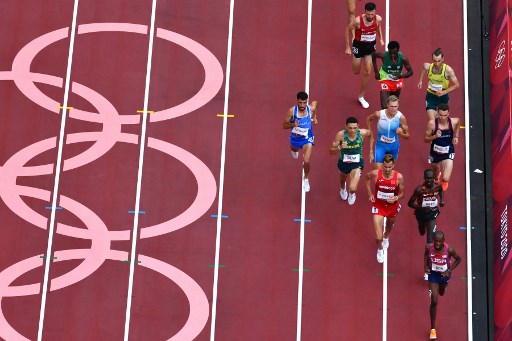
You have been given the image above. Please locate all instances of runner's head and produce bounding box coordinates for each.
[424,168,435,187]
[382,154,395,174]
[345,116,359,135]
[364,2,377,21]
[432,48,445,67]
[387,95,399,113]
[437,103,450,122]
[433,231,445,250]
[297,91,308,111]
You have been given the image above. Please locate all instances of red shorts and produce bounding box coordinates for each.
[372,201,401,218]
[379,79,404,92]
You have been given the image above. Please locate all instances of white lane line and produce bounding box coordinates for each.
[296,0,313,340]
[37,1,80,340]
[462,0,473,338]
[385,0,389,46]
[209,0,235,339]
[123,0,158,340]
[382,238,388,341]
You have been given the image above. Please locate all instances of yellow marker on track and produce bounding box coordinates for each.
[217,114,234,118]
[460,126,465,129]
[137,110,154,114]
[58,106,73,110]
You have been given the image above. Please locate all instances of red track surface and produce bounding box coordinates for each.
[0,0,467,340]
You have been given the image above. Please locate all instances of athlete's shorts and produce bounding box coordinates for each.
[374,141,399,163]
[379,79,404,92]
[290,134,315,149]
[425,91,449,111]
[337,158,364,174]
[428,271,450,285]
[352,40,376,58]
[429,151,454,164]
[415,208,440,222]
[372,201,401,218]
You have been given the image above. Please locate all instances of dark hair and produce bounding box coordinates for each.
[387,41,400,50]
[434,230,445,240]
[346,116,359,125]
[424,168,435,177]
[383,153,395,164]
[433,48,443,58]
[297,91,308,100]
[437,103,449,111]
[365,2,376,11]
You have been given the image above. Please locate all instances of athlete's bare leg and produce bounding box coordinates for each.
[302,143,313,178]
[347,0,356,39]
[429,282,440,329]
[339,171,348,189]
[348,168,362,194]
[379,91,390,109]
[352,55,362,74]
[384,217,395,238]
[373,214,385,248]
[358,54,373,98]
[439,159,454,182]
[427,109,437,121]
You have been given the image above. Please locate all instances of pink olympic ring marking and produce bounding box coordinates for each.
[0,251,208,341]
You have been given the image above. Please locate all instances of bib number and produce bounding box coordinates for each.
[433,144,449,154]
[380,135,396,144]
[343,154,360,163]
[360,33,376,42]
[292,126,309,137]
[377,191,394,200]
[422,199,438,208]
[428,82,443,92]
[432,263,448,272]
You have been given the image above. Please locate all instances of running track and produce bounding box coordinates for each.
[0,0,467,340]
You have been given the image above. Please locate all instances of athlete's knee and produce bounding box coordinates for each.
[430,296,438,307]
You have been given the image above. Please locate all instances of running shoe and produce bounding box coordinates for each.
[377,248,384,263]
[358,97,370,109]
[340,187,348,200]
[429,329,437,339]
[382,237,389,250]
[303,178,310,192]
[348,193,356,205]
[442,181,449,191]
[291,150,299,159]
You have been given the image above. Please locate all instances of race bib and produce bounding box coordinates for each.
[428,82,443,92]
[422,199,438,208]
[432,263,448,272]
[361,33,376,42]
[376,191,394,200]
[380,135,396,143]
[343,154,360,163]
[292,126,309,137]
[433,144,450,154]
[386,73,399,81]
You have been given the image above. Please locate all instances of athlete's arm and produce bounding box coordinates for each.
[388,172,404,203]
[366,111,379,131]
[345,17,359,54]
[329,131,344,155]
[365,171,376,202]
[397,115,410,139]
[417,62,430,89]
[438,185,445,207]
[310,101,319,124]
[283,107,297,129]
[372,52,385,79]
[376,15,384,46]
[424,120,438,142]
[444,246,462,278]
[452,117,461,145]
[362,129,374,162]
[440,65,460,96]
[407,186,422,210]
[400,55,414,79]
[424,245,431,274]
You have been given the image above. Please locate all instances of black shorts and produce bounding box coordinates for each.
[352,40,376,58]
[429,152,455,164]
[415,208,440,222]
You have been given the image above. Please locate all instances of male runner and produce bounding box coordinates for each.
[366,95,409,169]
[417,48,460,121]
[365,154,404,263]
[345,2,384,109]
[329,116,373,205]
[283,91,318,192]
[372,41,413,109]
[424,231,461,339]
[424,103,460,191]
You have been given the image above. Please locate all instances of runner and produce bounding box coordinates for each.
[283,91,318,192]
[424,103,460,191]
[372,41,413,109]
[329,116,373,205]
[345,2,385,108]
[424,231,462,339]
[366,95,409,169]
[417,48,460,121]
[365,154,404,263]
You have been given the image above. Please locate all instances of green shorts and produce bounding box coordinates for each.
[425,91,449,111]
[337,158,364,174]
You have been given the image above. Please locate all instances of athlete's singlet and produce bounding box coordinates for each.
[379,52,404,81]
[377,110,402,145]
[430,117,454,156]
[290,105,314,147]
[415,182,442,210]
[340,129,363,163]
[427,63,449,94]
[429,243,451,273]
[374,169,399,204]
[354,15,378,42]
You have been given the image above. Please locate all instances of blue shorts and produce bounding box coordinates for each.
[426,91,449,111]
[428,271,450,285]
[290,134,314,149]
[374,141,399,163]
